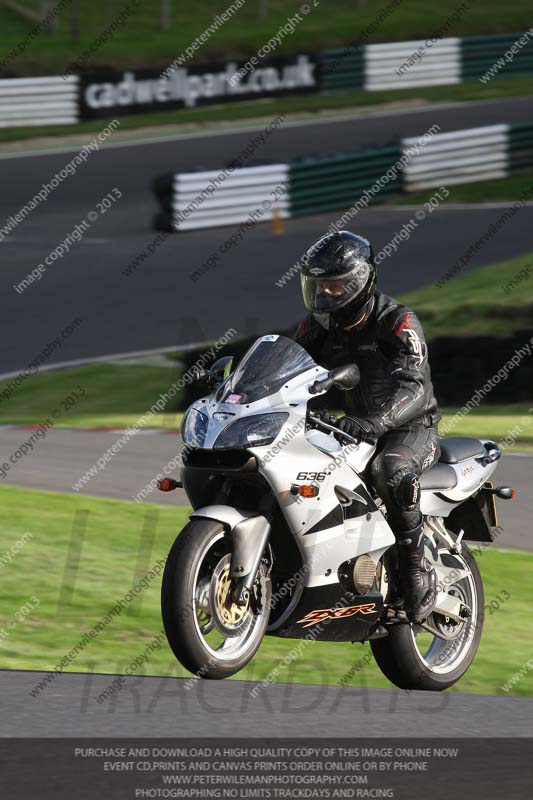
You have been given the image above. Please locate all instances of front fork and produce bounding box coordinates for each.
[229,516,272,606]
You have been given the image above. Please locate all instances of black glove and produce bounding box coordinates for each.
[335,416,382,445]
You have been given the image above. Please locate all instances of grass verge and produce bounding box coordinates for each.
[0,371,532,449]
[391,173,533,206]
[0,362,183,429]
[2,0,532,75]
[0,485,530,697]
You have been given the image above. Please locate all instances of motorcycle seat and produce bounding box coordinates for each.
[420,462,458,491]
[438,437,485,464]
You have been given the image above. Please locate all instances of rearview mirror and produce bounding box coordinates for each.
[331,363,359,391]
[309,363,359,395]
[208,355,234,386]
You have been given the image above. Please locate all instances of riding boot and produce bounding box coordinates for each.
[396,522,437,623]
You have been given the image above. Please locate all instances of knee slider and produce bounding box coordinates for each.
[394,472,420,511]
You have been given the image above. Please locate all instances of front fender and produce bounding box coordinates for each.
[191,505,271,579]
[191,504,251,531]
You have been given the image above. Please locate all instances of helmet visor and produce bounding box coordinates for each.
[301,259,371,313]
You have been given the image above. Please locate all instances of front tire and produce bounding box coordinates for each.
[162,518,271,680]
[371,543,484,691]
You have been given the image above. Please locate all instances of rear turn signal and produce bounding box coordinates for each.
[493,486,516,500]
[291,484,319,498]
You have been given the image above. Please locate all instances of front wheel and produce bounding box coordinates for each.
[371,542,484,691]
[162,518,271,679]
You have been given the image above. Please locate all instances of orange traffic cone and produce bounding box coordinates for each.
[271,207,285,236]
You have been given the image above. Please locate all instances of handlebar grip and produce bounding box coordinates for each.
[307,413,360,446]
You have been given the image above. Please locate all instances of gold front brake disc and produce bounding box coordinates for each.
[210,557,250,635]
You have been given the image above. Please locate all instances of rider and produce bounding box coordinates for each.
[294,231,442,623]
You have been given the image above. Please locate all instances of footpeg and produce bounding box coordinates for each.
[385,607,409,624]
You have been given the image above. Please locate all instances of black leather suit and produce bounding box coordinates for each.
[294,291,442,534]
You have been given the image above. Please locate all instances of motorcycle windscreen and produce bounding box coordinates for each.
[224,335,316,404]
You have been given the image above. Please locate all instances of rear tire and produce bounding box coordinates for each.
[162,518,271,680]
[371,543,484,691]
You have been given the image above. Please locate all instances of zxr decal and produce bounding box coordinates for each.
[297,603,376,627]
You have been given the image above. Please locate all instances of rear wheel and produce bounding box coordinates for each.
[371,542,483,691]
[162,519,271,679]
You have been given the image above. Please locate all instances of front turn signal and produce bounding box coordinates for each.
[290,484,319,498]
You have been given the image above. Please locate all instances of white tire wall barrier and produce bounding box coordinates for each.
[364,38,461,91]
[153,121,533,232]
[154,164,289,232]
[0,76,79,128]
[402,124,509,190]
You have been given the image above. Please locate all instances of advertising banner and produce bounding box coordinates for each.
[79,54,320,119]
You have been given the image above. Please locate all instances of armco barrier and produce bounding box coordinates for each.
[152,146,402,232]
[0,76,79,128]
[508,121,533,174]
[462,32,533,81]
[318,47,365,92]
[153,119,533,232]
[289,146,402,217]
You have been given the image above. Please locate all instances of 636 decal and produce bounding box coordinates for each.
[296,471,326,481]
[297,603,376,628]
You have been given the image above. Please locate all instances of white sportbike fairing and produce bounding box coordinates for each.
[162,334,513,686]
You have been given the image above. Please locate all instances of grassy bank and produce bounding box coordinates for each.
[2,0,532,75]
[0,485,530,697]
[400,251,533,337]
[391,173,533,206]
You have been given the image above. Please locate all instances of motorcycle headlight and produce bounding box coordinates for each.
[181,408,209,448]
[214,412,289,449]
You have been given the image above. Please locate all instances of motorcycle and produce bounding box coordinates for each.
[161,334,514,691]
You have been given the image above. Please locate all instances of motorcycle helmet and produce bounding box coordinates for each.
[300,231,377,329]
